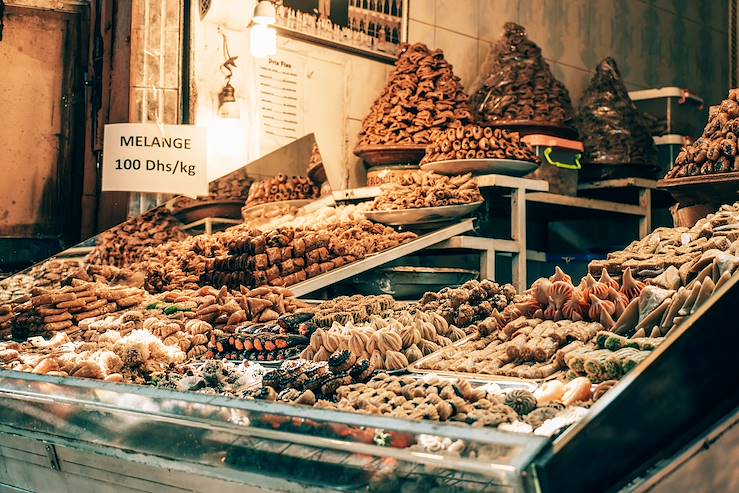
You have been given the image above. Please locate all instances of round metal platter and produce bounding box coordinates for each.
[421,158,538,176]
[364,201,483,226]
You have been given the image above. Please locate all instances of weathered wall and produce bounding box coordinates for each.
[161,1,731,191]
[408,0,729,105]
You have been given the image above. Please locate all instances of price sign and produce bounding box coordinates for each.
[102,123,208,197]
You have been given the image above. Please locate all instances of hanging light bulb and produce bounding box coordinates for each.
[250,0,277,58]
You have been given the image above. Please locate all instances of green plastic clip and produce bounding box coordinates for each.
[544,147,581,170]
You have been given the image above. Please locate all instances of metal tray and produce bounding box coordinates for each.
[353,143,427,167]
[421,158,538,177]
[364,202,483,226]
[351,266,479,299]
[242,198,314,216]
[407,332,559,384]
[403,372,538,392]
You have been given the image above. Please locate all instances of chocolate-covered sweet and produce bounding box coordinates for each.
[468,22,574,126]
[575,57,657,166]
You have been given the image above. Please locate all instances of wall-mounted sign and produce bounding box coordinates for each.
[256,52,306,155]
[102,123,208,197]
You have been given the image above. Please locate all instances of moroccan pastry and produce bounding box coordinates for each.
[370,171,482,210]
[328,349,357,372]
[667,89,739,178]
[356,43,471,148]
[504,389,537,415]
[421,124,540,164]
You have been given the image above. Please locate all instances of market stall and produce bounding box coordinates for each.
[1,4,738,493]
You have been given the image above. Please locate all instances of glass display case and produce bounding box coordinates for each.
[0,369,548,492]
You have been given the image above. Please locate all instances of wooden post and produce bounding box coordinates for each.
[511,186,527,292]
[639,188,652,238]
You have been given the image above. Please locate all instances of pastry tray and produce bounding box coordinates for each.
[353,144,427,167]
[363,201,483,226]
[406,332,558,384]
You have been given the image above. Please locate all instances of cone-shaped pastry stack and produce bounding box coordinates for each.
[576,57,657,166]
[468,22,575,127]
[666,89,739,178]
[356,43,471,147]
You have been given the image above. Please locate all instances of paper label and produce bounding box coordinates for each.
[102,123,209,197]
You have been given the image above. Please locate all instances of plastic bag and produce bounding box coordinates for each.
[468,22,575,127]
[575,57,657,166]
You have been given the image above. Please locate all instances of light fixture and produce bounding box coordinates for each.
[250,0,277,58]
[218,31,240,119]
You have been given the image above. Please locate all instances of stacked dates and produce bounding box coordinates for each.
[667,89,739,178]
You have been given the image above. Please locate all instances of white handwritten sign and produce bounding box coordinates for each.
[102,123,208,197]
[256,52,306,155]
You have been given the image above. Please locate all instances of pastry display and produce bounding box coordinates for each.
[244,174,320,208]
[370,171,482,210]
[203,222,416,289]
[356,43,471,147]
[467,22,575,127]
[416,279,518,328]
[147,285,310,333]
[317,373,589,432]
[576,57,657,166]
[310,295,403,328]
[484,266,645,332]
[86,208,188,268]
[589,202,739,281]
[245,202,371,232]
[300,310,465,370]
[416,316,604,380]
[253,355,375,402]
[562,332,660,383]
[207,311,315,362]
[154,359,267,398]
[10,280,146,340]
[421,124,540,164]
[170,167,254,210]
[0,329,186,383]
[666,89,739,178]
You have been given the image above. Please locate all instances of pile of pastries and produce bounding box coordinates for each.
[421,125,540,164]
[246,202,371,232]
[256,355,377,403]
[418,316,603,379]
[245,174,320,207]
[310,294,403,327]
[417,279,518,328]
[356,43,471,147]
[301,310,466,370]
[563,332,661,382]
[86,208,188,268]
[316,373,591,434]
[576,57,657,166]
[202,222,416,289]
[171,167,253,210]
[667,89,739,178]
[468,22,575,127]
[589,202,739,281]
[370,171,482,210]
[208,311,314,363]
[11,280,146,340]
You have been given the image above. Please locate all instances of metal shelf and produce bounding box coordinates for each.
[290,218,476,297]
